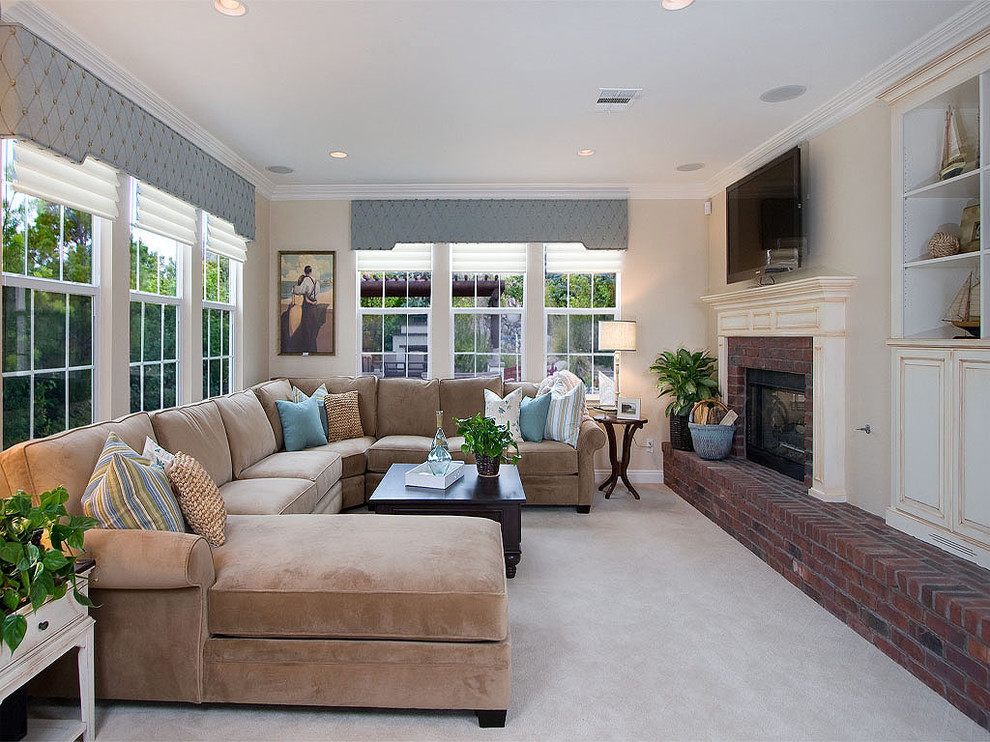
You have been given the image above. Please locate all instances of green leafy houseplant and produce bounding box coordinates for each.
[455,414,521,476]
[0,487,97,654]
[649,348,721,417]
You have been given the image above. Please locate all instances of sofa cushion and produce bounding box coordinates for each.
[519,393,551,442]
[323,391,364,442]
[309,436,375,479]
[81,433,185,532]
[209,514,508,641]
[238,450,342,497]
[0,412,155,516]
[250,379,293,451]
[439,376,502,438]
[289,376,378,438]
[219,477,318,515]
[366,435,433,473]
[152,401,233,486]
[376,378,440,438]
[167,452,227,547]
[484,387,523,442]
[276,397,328,451]
[214,391,278,478]
[544,380,584,447]
[292,383,329,436]
[514,440,579,476]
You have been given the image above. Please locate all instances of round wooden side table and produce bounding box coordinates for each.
[593,414,648,500]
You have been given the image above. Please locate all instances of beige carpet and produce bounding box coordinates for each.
[36,484,990,741]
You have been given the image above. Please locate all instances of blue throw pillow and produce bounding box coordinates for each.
[519,394,552,442]
[275,396,328,451]
[292,384,329,436]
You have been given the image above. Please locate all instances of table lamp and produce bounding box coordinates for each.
[598,320,637,400]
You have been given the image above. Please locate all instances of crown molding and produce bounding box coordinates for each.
[3,1,276,199]
[271,182,710,201]
[703,0,990,197]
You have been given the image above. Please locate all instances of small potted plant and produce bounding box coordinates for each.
[649,348,720,452]
[1,487,96,656]
[455,413,521,478]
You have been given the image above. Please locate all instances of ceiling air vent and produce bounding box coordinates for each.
[595,88,643,112]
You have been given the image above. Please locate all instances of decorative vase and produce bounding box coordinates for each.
[427,410,451,475]
[476,454,501,478]
[669,414,694,452]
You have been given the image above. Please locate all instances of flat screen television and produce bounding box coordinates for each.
[726,146,803,284]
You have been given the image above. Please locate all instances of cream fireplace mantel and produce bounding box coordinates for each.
[701,276,857,502]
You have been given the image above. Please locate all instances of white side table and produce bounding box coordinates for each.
[0,585,95,742]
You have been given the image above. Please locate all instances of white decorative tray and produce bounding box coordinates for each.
[405,461,466,489]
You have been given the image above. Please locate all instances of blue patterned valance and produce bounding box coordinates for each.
[351,199,628,251]
[0,24,255,240]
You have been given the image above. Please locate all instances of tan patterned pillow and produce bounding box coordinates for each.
[324,391,364,443]
[166,451,227,546]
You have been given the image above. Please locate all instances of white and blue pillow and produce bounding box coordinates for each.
[544,379,584,447]
[484,388,523,442]
[292,384,329,436]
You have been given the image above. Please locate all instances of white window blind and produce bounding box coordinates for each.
[545,243,623,273]
[11,140,120,220]
[206,214,249,263]
[450,243,527,273]
[134,181,197,245]
[356,243,433,271]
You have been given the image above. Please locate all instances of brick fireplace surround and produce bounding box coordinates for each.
[663,448,990,729]
[671,277,990,727]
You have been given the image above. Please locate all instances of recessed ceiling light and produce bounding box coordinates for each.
[577,149,596,157]
[661,0,694,9]
[214,0,246,17]
[266,165,294,174]
[675,162,705,172]
[760,85,807,103]
[329,151,348,159]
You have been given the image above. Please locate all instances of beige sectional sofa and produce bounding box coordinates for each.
[0,374,604,726]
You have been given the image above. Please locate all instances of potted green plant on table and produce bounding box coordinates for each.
[0,487,96,655]
[649,348,721,452]
[455,413,521,478]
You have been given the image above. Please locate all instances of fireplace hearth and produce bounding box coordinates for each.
[746,368,808,482]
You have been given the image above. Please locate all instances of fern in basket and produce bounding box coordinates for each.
[0,487,97,653]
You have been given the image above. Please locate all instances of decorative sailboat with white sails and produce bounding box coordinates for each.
[943,271,981,336]
[940,105,967,180]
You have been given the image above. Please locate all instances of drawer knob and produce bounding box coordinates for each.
[37,621,49,631]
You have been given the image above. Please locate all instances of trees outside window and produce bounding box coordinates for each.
[544,270,618,392]
[359,270,430,378]
[2,190,97,447]
[452,273,524,381]
[129,226,180,412]
[203,250,234,398]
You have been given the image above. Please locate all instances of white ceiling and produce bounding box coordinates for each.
[3,0,982,198]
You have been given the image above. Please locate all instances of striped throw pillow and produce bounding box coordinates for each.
[81,433,185,532]
[544,380,584,447]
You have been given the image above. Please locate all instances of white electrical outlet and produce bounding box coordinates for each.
[646,438,654,453]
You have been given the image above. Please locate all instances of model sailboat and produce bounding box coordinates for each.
[943,271,981,336]
[941,105,967,180]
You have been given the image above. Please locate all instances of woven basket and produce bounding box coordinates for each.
[669,414,693,451]
[688,399,735,460]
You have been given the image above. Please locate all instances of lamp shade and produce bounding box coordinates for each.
[598,320,637,352]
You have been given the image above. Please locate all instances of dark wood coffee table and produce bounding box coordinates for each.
[369,463,526,578]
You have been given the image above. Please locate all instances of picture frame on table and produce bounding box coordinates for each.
[616,397,641,420]
[278,251,336,355]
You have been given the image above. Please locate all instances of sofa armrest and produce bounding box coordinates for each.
[575,418,607,510]
[85,529,216,590]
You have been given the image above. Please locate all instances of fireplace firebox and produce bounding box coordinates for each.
[746,368,808,482]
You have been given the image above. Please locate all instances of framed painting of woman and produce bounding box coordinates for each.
[278,251,335,355]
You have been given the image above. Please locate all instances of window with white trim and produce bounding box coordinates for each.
[451,244,525,381]
[357,245,432,379]
[129,181,192,412]
[202,214,244,399]
[1,140,116,447]
[544,244,622,392]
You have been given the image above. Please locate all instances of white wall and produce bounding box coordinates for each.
[705,101,893,515]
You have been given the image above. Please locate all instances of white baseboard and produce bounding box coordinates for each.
[595,468,663,484]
